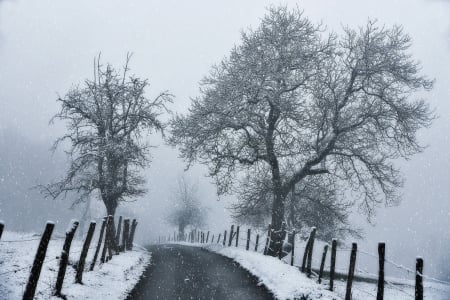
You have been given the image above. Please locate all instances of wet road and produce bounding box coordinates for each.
[126,244,274,300]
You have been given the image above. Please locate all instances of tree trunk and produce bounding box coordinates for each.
[267,190,285,257]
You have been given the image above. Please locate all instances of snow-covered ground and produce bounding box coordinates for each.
[0,230,150,299]
[173,232,450,300]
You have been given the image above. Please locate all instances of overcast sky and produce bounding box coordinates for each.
[0,0,449,280]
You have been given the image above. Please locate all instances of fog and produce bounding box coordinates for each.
[0,0,449,281]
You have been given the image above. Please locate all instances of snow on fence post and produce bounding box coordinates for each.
[101,216,113,262]
[246,228,251,251]
[128,219,137,250]
[306,227,316,277]
[217,233,221,244]
[54,220,79,297]
[23,221,55,300]
[329,239,337,291]
[318,244,328,284]
[290,230,296,266]
[115,216,122,254]
[255,234,260,252]
[263,223,271,255]
[90,217,107,271]
[228,225,234,247]
[345,243,357,300]
[121,219,130,253]
[206,231,210,243]
[223,230,227,246]
[415,257,424,300]
[0,221,4,240]
[278,222,287,260]
[235,226,240,247]
[75,221,96,284]
[377,242,385,300]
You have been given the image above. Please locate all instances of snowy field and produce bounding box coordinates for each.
[172,235,450,300]
[0,230,150,299]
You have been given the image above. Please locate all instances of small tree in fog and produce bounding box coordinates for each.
[43,55,172,216]
[170,7,434,256]
[166,176,207,235]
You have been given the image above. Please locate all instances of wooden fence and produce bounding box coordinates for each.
[160,224,448,300]
[0,216,138,299]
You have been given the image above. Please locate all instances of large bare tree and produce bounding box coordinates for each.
[43,55,172,216]
[170,7,434,256]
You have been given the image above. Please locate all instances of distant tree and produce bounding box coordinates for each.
[166,176,207,236]
[43,55,172,216]
[170,7,434,256]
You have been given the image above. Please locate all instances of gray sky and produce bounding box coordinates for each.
[0,0,449,280]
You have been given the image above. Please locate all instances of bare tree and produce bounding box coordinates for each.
[166,176,207,236]
[169,7,434,256]
[43,55,172,216]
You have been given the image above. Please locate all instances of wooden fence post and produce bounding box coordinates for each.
[54,220,79,297]
[228,225,234,247]
[246,229,251,251]
[23,222,55,300]
[345,243,357,300]
[301,235,311,272]
[217,233,221,244]
[235,226,240,247]
[278,222,287,259]
[211,234,214,244]
[307,227,316,277]
[206,231,210,243]
[255,234,260,252]
[121,219,130,252]
[101,216,112,262]
[115,216,122,254]
[128,219,137,250]
[318,245,328,284]
[106,216,114,260]
[263,224,271,255]
[223,230,227,246]
[75,221,96,284]
[330,239,337,291]
[291,230,296,266]
[90,217,107,271]
[415,257,424,300]
[377,242,385,300]
[0,221,4,240]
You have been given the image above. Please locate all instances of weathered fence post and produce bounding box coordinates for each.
[121,219,130,252]
[263,224,271,255]
[206,231,210,243]
[217,233,221,244]
[75,221,96,284]
[345,243,357,300]
[211,234,214,244]
[23,222,55,300]
[415,257,424,300]
[246,228,251,251]
[223,230,227,246]
[128,219,137,250]
[54,220,79,297]
[255,234,260,252]
[107,216,114,260]
[377,242,385,300]
[228,225,234,247]
[318,244,328,284]
[235,226,240,247]
[101,216,113,262]
[278,222,287,260]
[0,221,4,240]
[197,231,200,243]
[90,217,106,271]
[115,216,122,254]
[291,230,296,266]
[330,239,337,291]
[307,227,316,277]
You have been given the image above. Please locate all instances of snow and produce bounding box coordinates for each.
[0,230,150,299]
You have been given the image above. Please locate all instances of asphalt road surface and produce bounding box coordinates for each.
[126,244,274,300]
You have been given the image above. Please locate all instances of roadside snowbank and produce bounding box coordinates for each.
[0,231,150,299]
[198,243,341,300]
